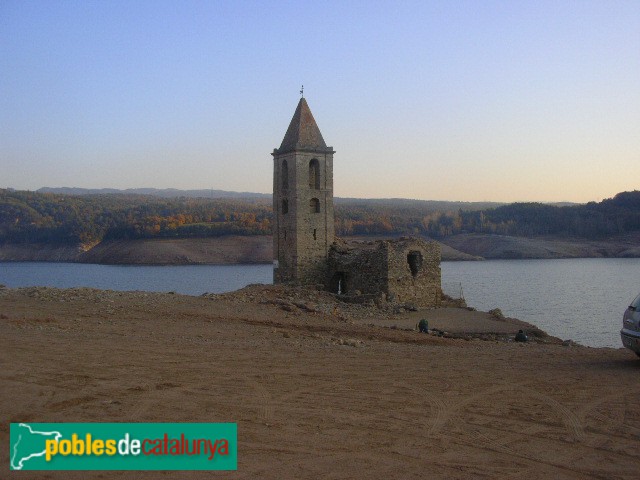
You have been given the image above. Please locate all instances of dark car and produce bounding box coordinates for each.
[621,293,640,357]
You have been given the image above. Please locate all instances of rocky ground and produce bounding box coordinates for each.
[1,284,639,479]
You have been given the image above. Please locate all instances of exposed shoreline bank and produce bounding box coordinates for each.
[0,283,578,348]
[0,283,563,345]
[1,232,638,265]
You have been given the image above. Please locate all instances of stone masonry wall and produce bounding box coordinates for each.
[327,241,388,297]
[293,151,334,285]
[385,238,441,307]
[273,149,334,285]
[328,237,441,308]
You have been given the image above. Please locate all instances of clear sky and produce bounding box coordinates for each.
[1,0,638,202]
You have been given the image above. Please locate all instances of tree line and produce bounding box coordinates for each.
[1,189,639,246]
[335,191,640,238]
[0,190,272,245]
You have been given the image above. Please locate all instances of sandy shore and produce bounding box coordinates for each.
[1,285,639,479]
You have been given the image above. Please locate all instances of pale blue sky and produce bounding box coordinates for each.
[1,0,638,202]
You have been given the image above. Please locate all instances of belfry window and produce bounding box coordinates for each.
[282,198,288,214]
[281,160,289,190]
[309,159,320,189]
[310,198,320,213]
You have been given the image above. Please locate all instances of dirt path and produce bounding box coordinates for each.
[1,286,639,479]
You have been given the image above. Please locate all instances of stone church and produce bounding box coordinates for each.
[272,97,441,308]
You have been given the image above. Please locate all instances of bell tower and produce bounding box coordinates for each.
[272,97,335,284]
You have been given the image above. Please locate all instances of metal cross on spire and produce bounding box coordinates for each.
[300,85,304,98]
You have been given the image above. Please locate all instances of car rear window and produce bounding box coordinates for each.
[631,294,640,309]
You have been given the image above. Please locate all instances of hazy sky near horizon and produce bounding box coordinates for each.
[1,1,639,203]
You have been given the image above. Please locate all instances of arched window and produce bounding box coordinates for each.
[310,198,320,213]
[309,159,320,189]
[281,160,289,190]
[281,198,288,214]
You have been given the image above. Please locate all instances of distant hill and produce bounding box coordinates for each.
[334,197,505,211]
[37,187,578,209]
[37,187,271,200]
[37,187,508,211]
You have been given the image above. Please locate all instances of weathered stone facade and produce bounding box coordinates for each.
[272,98,441,308]
[272,98,335,284]
[328,237,441,307]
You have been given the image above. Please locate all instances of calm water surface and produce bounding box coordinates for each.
[0,263,273,296]
[1,259,638,348]
[441,258,639,349]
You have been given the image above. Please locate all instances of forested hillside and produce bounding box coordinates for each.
[1,189,639,246]
[417,191,640,238]
[0,191,272,245]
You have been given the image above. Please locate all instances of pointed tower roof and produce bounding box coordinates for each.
[276,98,332,154]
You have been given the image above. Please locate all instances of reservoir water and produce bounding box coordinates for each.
[441,258,639,349]
[1,259,638,348]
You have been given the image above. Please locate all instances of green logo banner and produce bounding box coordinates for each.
[10,423,237,471]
